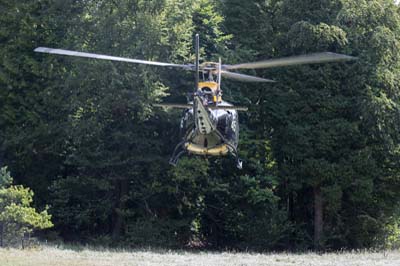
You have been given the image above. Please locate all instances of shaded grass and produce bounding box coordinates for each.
[1,245,400,266]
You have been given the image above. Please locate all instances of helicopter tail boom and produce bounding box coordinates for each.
[194,96,216,135]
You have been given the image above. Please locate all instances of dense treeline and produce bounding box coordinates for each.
[1,0,400,250]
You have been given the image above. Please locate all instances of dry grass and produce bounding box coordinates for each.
[1,245,400,266]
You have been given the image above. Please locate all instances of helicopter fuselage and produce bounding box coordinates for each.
[178,81,240,157]
[166,79,244,168]
[181,98,239,156]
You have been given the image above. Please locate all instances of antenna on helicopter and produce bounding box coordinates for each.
[193,34,200,121]
[195,34,200,94]
[217,57,222,107]
[218,57,222,90]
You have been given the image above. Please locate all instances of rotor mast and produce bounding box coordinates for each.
[218,58,222,91]
[195,34,200,94]
[193,34,200,127]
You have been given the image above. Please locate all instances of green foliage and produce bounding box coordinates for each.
[222,0,400,250]
[287,22,348,53]
[0,167,53,247]
[192,0,231,57]
[125,218,186,248]
[0,167,12,187]
[1,0,400,251]
[383,218,400,250]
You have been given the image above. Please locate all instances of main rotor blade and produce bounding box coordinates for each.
[34,47,192,69]
[210,105,248,111]
[223,52,357,70]
[153,103,248,111]
[153,103,193,109]
[221,71,275,83]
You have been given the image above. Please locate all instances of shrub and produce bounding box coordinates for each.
[0,166,53,247]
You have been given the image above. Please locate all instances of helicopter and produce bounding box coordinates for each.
[34,34,356,169]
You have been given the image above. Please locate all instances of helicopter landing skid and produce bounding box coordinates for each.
[214,130,243,170]
[169,129,243,169]
[228,144,243,169]
[169,140,186,166]
[236,158,243,169]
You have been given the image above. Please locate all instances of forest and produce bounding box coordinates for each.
[1,0,400,251]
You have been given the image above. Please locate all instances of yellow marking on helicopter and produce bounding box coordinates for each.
[198,81,218,91]
[212,95,222,103]
[185,143,229,156]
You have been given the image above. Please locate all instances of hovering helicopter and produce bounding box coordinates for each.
[35,34,356,169]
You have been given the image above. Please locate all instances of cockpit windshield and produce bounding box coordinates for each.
[201,87,214,104]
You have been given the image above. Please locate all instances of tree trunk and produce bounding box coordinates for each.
[288,192,294,220]
[111,179,128,240]
[314,185,323,250]
[0,222,3,247]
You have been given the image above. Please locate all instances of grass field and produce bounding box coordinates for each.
[1,246,400,266]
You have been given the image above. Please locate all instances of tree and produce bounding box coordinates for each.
[222,0,400,250]
[46,0,198,243]
[0,166,53,247]
[0,0,86,206]
[2,0,399,251]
